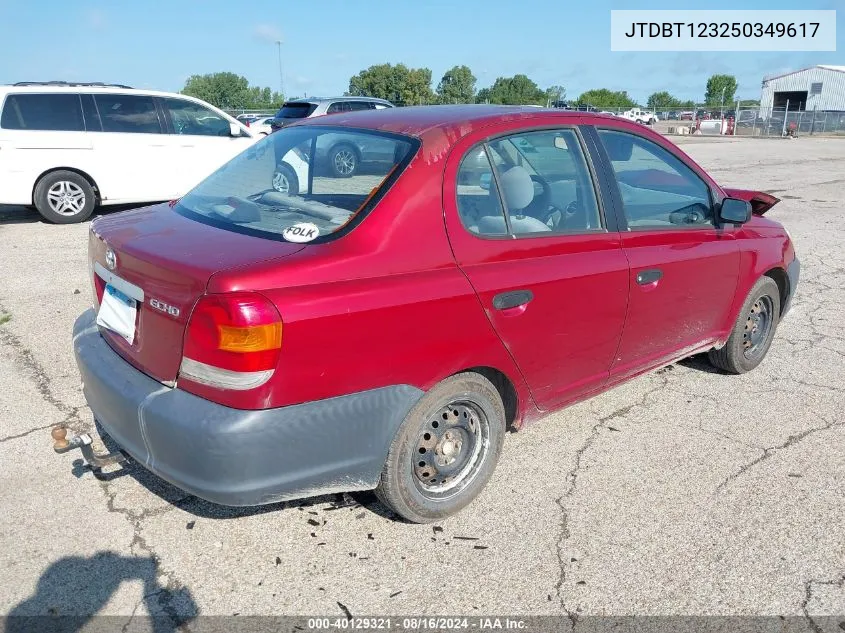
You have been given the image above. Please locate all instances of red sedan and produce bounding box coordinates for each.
[69,106,799,523]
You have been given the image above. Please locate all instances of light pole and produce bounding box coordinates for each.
[720,86,726,119]
[275,40,284,98]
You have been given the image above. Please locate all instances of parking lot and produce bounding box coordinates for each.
[0,136,844,626]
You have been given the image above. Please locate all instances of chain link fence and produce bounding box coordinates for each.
[732,106,845,137]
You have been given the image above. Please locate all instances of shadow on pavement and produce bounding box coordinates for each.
[4,551,197,633]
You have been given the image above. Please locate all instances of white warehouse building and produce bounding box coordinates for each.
[760,65,845,111]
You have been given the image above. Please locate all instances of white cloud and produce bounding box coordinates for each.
[253,23,282,43]
[86,8,107,30]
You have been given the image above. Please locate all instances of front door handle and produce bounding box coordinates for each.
[636,269,663,285]
[493,290,534,310]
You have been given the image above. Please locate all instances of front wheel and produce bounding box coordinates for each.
[375,372,506,523]
[709,276,780,373]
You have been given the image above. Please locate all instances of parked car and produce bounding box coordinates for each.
[0,82,260,223]
[665,111,680,120]
[236,113,268,124]
[245,116,275,136]
[679,111,694,120]
[65,105,799,523]
[270,96,394,131]
[619,108,658,125]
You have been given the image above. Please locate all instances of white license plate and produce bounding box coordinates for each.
[96,284,138,344]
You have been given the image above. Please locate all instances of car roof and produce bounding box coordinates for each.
[300,104,616,138]
[284,96,394,106]
[0,84,216,102]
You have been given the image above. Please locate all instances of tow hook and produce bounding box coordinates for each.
[51,426,127,470]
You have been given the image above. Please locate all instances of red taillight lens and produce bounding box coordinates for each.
[180,292,282,391]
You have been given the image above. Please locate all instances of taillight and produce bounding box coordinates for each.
[179,292,282,391]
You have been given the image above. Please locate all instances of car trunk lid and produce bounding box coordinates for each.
[89,203,304,384]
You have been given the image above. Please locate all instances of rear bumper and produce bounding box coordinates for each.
[782,257,800,318]
[72,309,424,506]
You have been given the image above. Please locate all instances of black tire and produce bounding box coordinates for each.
[33,170,96,224]
[709,276,780,374]
[328,143,359,178]
[375,372,506,523]
[271,163,299,195]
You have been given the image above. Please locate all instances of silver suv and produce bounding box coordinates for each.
[270,97,395,177]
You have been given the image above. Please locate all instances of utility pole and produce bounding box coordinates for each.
[275,40,284,98]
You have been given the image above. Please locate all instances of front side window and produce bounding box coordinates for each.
[94,94,162,134]
[176,126,417,242]
[0,94,84,131]
[164,98,230,137]
[598,129,713,229]
[456,129,602,237]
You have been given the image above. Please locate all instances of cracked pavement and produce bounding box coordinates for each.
[0,136,843,626]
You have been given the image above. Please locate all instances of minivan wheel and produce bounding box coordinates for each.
[328,144,358,178]
[272,163,299,195]
[375,372,506,523]
[34,171,96,224]
[708,276,780,374]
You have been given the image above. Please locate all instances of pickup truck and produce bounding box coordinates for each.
[619,108,658,125]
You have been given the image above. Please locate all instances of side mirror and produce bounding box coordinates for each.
[719,198,752,224]
[479,172,492,191]
[229,122,242,137]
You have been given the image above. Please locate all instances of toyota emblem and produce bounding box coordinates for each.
[105,248,117,271]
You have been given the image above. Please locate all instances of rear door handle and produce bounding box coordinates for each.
[636,269,663,285]
[493,290,534,310]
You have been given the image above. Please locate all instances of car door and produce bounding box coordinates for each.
[444,122,629,410]
[591,125,740,380]
[159,96,254,195]
[87,92,179,202]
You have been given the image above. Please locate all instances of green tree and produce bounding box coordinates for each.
[647,91,679,109]
[705,74,738,106]
[181,72,283,110]
[484,74,546,105]
[545,85,566,105]
[475,87,492,104]
[348,63,434,105]
[576,89,637,109]
[436,65,476,104]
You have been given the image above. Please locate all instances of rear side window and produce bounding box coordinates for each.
[457,129,602,237]
[0,94,84,131]
[94,94,162,134]
[276,102,318,119]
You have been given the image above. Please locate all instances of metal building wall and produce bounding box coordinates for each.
[760,67,845,111]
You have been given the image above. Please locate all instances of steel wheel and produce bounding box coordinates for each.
[743,295,774,360]
[46,181,86,216]
[412,401,490,500]
[333,149,356,176]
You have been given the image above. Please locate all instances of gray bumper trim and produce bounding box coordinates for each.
[72,309,424,506]
[782,257,800,318]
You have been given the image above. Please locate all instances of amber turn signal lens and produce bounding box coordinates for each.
[217,323,282,353]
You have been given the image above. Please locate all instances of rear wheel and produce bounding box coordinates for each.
[34,170,96,224]
[272,163,299,195]
[328,144,359,178]
[709,276,780,373]
[375,372,506,523]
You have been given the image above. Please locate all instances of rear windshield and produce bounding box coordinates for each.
[176,126,418,243]
[276,102,318,119]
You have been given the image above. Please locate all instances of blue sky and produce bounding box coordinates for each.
[0,0,841,104]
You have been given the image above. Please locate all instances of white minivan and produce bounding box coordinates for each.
[0,82,306,223]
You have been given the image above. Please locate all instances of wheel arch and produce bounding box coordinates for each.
[453,366,520,432]
[764,266,789,315]
[32,167,101,205]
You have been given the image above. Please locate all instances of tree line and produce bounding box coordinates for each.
[181,68,750,113]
